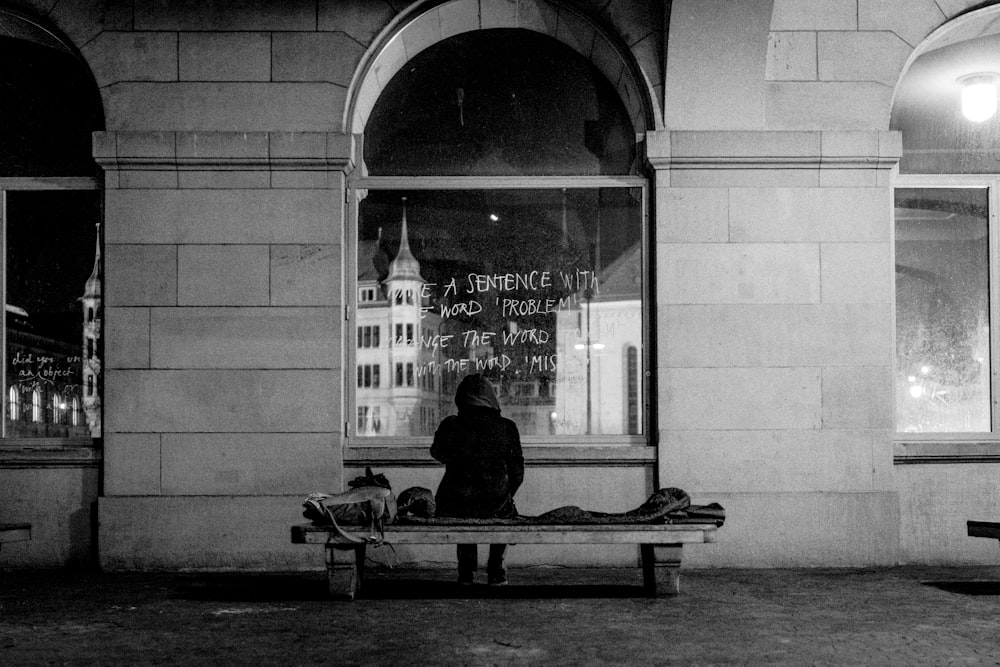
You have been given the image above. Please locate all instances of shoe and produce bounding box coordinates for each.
[458,573,475,586]
[487,571,508,586]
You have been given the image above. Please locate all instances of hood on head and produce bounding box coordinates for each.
[455,373,500,411]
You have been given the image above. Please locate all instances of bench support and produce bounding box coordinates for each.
[323,541,687,599]
[641,544,683,596]
[325,545,365,600]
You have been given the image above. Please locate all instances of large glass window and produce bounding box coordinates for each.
[351,28,647,442]
[3,190,102,438]
[894,187,991,433]
[356,187,643,438]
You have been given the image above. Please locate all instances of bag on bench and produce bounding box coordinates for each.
[302,468,397,544]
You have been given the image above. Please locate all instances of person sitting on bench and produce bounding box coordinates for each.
[431,373,524,586]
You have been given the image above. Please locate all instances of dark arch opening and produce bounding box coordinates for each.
[365,28,637,177]
[0,17,104,177]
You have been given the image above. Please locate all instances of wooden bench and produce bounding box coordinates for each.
[0,523,31,552]
[291,522,718,600]
[968,520,1000,543]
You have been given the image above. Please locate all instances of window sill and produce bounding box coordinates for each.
[894,439,1000,464]
[346,445,656,467]
[0,438,101,468]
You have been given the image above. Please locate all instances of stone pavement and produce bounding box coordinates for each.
[2,565,1000,665]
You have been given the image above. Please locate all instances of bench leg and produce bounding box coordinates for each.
[325,545,366,600]
[641,544,683,597]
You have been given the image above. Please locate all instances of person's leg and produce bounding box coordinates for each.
[457,544,478,584]
[487,544,508,585]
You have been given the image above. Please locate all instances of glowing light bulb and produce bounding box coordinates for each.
[959,73,998,122]
[909,385,923,399]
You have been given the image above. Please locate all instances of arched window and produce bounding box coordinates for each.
[351,22,648,441]
[0,9,103,439]
[892,7,1000,436]
[8,386,18,421]
[71,397,80,426]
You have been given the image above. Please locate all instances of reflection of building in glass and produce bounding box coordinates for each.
[555,244,643,435]
[81,224,101,437]
[5,306,87,438]
[356,188,642,437]
[356,202,445,436]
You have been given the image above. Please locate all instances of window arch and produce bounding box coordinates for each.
[350,19,649,442]
[364,29,638,177]
[31,389,41,423]
[0,9,103,439]
[347,0,658,135]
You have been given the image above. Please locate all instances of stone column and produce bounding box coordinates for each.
[648,129,903,567]
[95,131,355,570]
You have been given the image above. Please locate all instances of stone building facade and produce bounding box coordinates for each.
[2,0,1000,571]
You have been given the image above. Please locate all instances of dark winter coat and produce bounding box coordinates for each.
[431,375,524,519]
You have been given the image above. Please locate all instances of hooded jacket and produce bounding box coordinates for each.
[430,374,524,518]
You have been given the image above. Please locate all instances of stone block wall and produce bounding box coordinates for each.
[75,0,669,570]
[2,0,991,570]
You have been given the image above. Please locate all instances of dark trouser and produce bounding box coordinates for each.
[457,544,507,577]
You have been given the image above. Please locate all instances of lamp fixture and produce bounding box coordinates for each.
[958,73,999,122]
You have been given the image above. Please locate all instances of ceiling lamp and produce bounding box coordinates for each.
[959,73,998,122]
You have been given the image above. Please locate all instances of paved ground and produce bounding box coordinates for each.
[2,565,1000,665]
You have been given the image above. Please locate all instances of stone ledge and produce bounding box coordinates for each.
[894,440,1000,464]
[93,131,355,171]
[646,130,902,171]
[0,439,101,468]
[346,445,657,467]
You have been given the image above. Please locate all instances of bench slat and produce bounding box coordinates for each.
[292,523,717,546]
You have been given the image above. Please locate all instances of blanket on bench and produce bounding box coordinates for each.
[303,474,725,535]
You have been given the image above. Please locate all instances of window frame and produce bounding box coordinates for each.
[345,174,650,447]
[0,176,101,444]
[893,173,1000,462]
